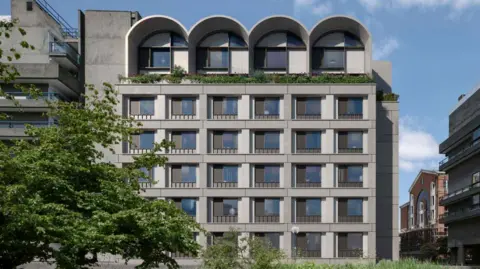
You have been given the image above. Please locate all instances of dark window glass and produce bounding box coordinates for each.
[287,34,305,47]
[306,199,321,216]
[305,99,321,115]
[322,50,344,69]
[266,49,287,69]
[347,233,363,249]
[264,132,280,149]
[306,233,321,251]
[139,98,155,115]
[255,49,266,68]
[139,131,155,149]
[473,127,480,141]
[230,35,247,47]
[209,49,228,68]
[181,98,195,115]
[264,99,280,115]
[305,132,321,148]
[197,48,208,68]
[222,132,237,148]
[345,34,363,48]
[172,34,188,47]
[347,166,363,182]
[224,97,238,114]
[305,166,321,183]
[347,132,363,148]
[265,166,280,183]
[139,167,150,182]
[347,199,363,216]
[181,165,196,182]
[139,48,150,68]
[223,199,238,216]
[312,48,324,70]
[223,166,238,183]
[151,49,170,68]
[347,98,363,114]
[181,132,196,149]
[182,199,196,216]
[265,199,280,215]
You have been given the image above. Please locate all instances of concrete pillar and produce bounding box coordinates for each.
[157,95,166,119]
[239,95,250,120]
[199,129,207,154]
[198,197,208,224]
[199,94,207,120]
[198,232,208,249]
[325,129,335,154]
[239,129,250,154]
[324,197,334,223]
[238,197,250,223]
[324,95,334,119]
[458,245,465,265]
[323,232,334,258]
[154,166,165,188]
[324,163,334,188]
[284,231,292,258]
[283,129,291,154]
[283,196,292,223]
[284,94,292,120]
[199,163,207,188]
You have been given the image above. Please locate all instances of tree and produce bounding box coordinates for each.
[201,230,285,269]
[0,20,200,269]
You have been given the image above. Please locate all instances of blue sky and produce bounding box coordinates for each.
[2,0,480,205]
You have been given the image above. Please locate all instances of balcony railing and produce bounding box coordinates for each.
[255,148,280,154]
[338,114,363,120]
[296,148,322,154]
[338,181,363,188]
[171,114,196,120]
[296,114,322,120]
[439,139,480,166]
[338,148,363,154]
[338,249,363,258]
[440,182,480,202]
[440,204,480,223]
[0,120,57,128]
[212,148,238,154]
[255,182,280,188]
[293,249,322,258]
[2,92,62,100]
[212,182,238,188]
[49,42,80,65]
[35,0,79,38]
[296,182,322,188]
[255,114,280,120]
[213,113,238,120]
[213,215,238,223]
[171,252,196,259]
[131,114,154,120]
[255,215,280,223]
[338,216,363,223]
[170,148,196,154]
[129,148,153,154]
[139,182,152,188]
[296,215,322,223]
[170,182,196,188]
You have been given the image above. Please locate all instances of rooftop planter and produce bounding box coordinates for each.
[118,67,374,85]
[376,90,400,102]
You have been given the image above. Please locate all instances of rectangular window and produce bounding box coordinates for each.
[305,99,321,115]
[181,199,196,216]
[473,194,480,206]
[254,48,266,69]
[306,233,322,251]
[139,98,155,115]
[139,131,155,149]
[138,167,150,182]
[222,132,237,148]
[181,132,196,149]
[264,199,280,216]
[306,199,321,216]
[266,49,287,69]
[208,49,229,69]
[181,98,195,115]
[305,166,321,183]
[264,99,280,115]
[347,199,363,216]
[151,48,170,68]
[305,132,321,148]
[347,233,363,250]
[347,166,363,182]
[139,48,150,68]
[322,50,344,69]
[224,97,238,114]
[181,165,196,183]
[223,199,238,216]
[347,132,363,149]
[264,132,280,149]
[264,166,280,183]
[473,127,480,141]
[263,233,280,249]
[473,172,480,184]
[223,166,238,183]
[347,98,363,115]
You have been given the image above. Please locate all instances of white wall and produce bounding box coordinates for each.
[231,50,249,74]
[239,95,250,120]
[173,50,189,73]
[346,50,365,74]
[141,33,170,47]
[314,32,344,47]
[257,32,287,47]
[288,50,307,74]
[200,33,229,47]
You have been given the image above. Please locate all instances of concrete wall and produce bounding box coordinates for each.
[376,101,399,260]
[449,88,480,135]
[448,154,480,192]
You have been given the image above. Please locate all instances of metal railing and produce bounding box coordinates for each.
[139,182,152,188]
[170,252,196,259]
[35,0,79,38]
[129,148,153,154]
[255,148,280,154]
[338,181,363,188]
[296,215,322,223]
[49,42,80,65]
[255,182,280,188]
[213,113,238,120]
[296,148,322,154]
[296,114,322,120]
[213,215,238,223]
[170,182,196,188]
[212,182,238,188]
[255,215,280,223]
[338,148,363,153]
[0,120,56,128]
[170,114,196,120]
[131,114,154,120]
[440,182,480,202]
[296,182,322,188]
[2,92,61,100]
[255,114,280,120]
[212,148,238,154]
[293,249,322,258]
[338,249,363,258]
[440,203,480,223]
[338,215,363,223]
[439,139,480,166]
[338,114,363,120]
[170,148,196,154]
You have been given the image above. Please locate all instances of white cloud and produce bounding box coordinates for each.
[373,37,400,60]
[0,16,11,22]
[356,0,480,16]
[312,2,334,16]
[358,0,382,12]
[294,0,316,6]
[399,116,443,172]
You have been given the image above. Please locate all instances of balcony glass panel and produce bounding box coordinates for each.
[181,132,196,149]
[264,132,280,149]
[347,98,363,115]
[265,166,280,183]
[140,132,155,149]
[223,166,238,183]
[348,199,363,216]
[348,132,363,149]
[223,199,238,216]
[181,165,196,183]
[264,99,280,116]
[181,99,195,115]
[182,199,196,216]
[223,132,237,149]
[306,99,321,115]
[265,199,280,216]
[306,132,321,149]
[224,97,238,114]
[151,49,170,68]
[306,199,321,216]
[305,166,321,183]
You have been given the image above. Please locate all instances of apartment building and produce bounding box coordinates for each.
[399,170,447,258]
[439,86,480,265]
[0,0,84,138]
[3,0,399,266]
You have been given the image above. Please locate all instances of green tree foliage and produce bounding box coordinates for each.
[201,230,285,269]
[0,20,200,269]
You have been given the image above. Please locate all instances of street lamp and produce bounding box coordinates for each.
[291,226,300,263]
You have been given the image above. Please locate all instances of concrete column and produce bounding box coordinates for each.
[239,163,250,188]
[239,232,250,257]
[363,131,368,154]
[284,231,292,258]
[157,95,166,119]
[199,129,207,154]
[325,130,335,154]
[323,232,334,258]
[363,199,368,223]
[324,95,334,119]
[283,163,292,188]
[239,197,250,223]
[368,232,376,259]
[458,245,465,265]
[199,94,207,120]
[283,128,291,154]
[197,232,208,249]
[324,163,334,188]
[284,94,292,120]
[363,233,368,258]
[239,95,250,120]
[283,196,292,223]
[154,166,165,188]
[199,163,207,188]
[156,129,166,144]
[239,129,250,154]
[324,197,334,223]
[362,96,368,120]
[198,197,208,224]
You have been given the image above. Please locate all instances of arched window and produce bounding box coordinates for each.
[196,32,247,73]
[254,32,306,73]
[138,32,188,73]
[312,31,364,74]
[409,194,414,228]
[419,201,425,228]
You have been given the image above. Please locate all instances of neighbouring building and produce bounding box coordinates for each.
[399,170,448,258]
[439,85,480,265]
[4,0,400,267]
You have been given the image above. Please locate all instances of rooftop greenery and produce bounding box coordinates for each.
[377,90,400,102]
[119,66,375,84]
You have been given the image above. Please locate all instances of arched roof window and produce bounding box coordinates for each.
[254,32,305,72]
[196,32,247,72]
[138,32,188,73]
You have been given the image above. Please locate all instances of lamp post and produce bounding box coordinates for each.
[291,226,300,263]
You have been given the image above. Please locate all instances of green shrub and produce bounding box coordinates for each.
[377,90,400,101]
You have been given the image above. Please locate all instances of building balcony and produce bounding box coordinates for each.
[0,120,56,129]
[338,249,363,258]
[170,182,197,188]
[254,182,280,188]
[338,148,363,154]
[439,140,480,171]
[338,181,363,188]
[49,42,80,71]
[296,114,322,120]
[295,148,322,154]
[213,113,238,120]
[338,114,363,120]
[295,182,322,188]
[170,252,196,259]
[440,182,480,206]
[128,148,153,154]
[440,204,480,224]
[169,148,196,154]
[255,148,280,154]
[139,182,153,188]
[131,114,154,120]
[255,114,280,120]
[170,114,196,120]
[296,215,322,223]
[213,215,238,223]
[212,182,238,188]
[255,215,280,223]
[293,250,322,258]
[338,216,363,223]
[212,148,238,154]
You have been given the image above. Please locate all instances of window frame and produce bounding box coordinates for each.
[139,131,155,149]
[181,198,197,216]
[181,131,197,149]
[306,199,322,216]
[305,165,322,183]
[264,198,281,216]
[347,199,363,216]
[264,165,280,183]
[181,165,197,183]
[137,32,188,72]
